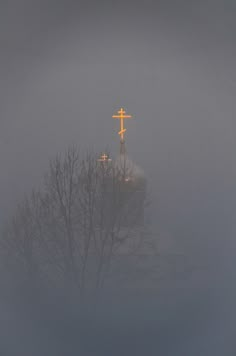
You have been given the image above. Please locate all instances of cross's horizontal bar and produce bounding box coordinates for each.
[112,115,132,118]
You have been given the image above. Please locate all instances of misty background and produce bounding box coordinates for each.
[0,0,236,355]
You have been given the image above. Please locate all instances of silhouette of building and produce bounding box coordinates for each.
[97,108,146,228]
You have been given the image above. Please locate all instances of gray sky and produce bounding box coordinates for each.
[1,0,236,246]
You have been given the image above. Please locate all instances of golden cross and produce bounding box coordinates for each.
[97,153,112,162]
[112,108,132,141]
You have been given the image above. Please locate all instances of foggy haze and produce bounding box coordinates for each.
[0,0,236,355]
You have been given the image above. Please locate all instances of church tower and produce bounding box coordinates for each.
[97,108,146,228]
[112,108,147,227]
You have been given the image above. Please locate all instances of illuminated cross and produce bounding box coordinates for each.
[112,108,132,142]
[97,153,112,162]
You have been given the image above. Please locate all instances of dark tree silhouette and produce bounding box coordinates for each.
[0,147,154,302]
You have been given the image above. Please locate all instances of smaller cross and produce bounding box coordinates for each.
[97,153,112,162]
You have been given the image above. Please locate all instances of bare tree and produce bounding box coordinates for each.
[0,147,153,302]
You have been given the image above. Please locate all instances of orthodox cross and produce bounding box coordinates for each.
[97,153,112,162]
[112,108,132,142]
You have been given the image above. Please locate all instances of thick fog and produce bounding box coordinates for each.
[1,0,236,355]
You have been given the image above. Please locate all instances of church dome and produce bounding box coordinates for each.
[114,154,146,191]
